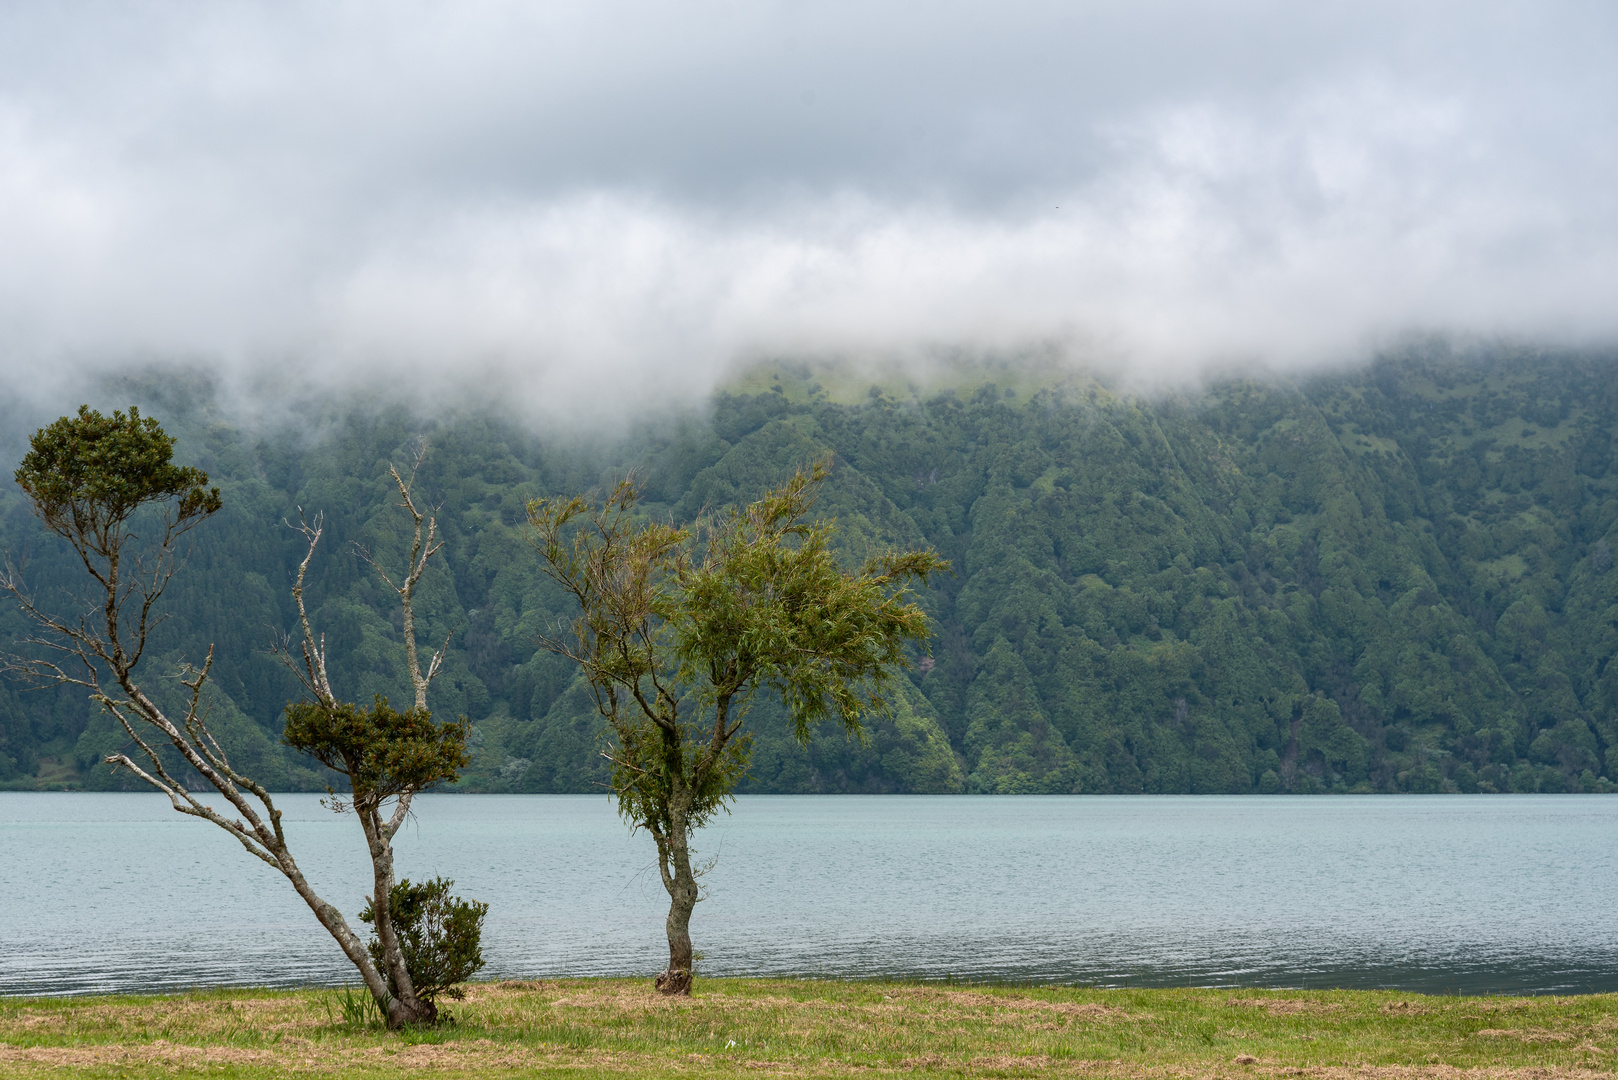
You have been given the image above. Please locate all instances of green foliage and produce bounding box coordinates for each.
[964,638,1077,793]
[533,463,945,992]
[282,696,469,807]
[359,876,488,1011]
[14,404,220,543]
[530,463,946,835]
[742,677,964,793]
[9,349,1618,795]
[671,462,946,743]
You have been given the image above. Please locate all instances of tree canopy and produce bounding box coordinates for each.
[6,347,1618,796]
[530,461,945,992]
[282,696,468,810]
[15,404,219,545]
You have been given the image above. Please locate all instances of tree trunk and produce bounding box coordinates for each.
[359,804,427,1027]
[105,681,427,1027]
[256,834,420,1028]
[655,798,698,996]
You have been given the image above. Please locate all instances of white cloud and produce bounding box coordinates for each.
[0,1,1613,422]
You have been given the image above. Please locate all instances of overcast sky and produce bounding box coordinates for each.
[0,0,1614,420]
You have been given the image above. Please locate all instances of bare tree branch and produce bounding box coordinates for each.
[273,441,468,1019]
[3,406,428,1029]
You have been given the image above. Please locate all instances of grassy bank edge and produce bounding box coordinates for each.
[3,976,1616,1078]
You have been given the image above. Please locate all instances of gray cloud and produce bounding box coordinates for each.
[0,0,1613,422]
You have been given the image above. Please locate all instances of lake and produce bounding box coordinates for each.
[1,793,1613,997]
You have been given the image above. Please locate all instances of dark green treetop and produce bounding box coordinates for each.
[15,405,220,551]
[282,696,469,812]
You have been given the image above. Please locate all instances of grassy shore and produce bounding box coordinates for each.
[3,978,1616,1078]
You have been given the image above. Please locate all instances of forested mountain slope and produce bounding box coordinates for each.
[4,347,1618,794]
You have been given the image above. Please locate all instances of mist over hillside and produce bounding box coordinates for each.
[4,345,1618,795]
[3,2,1616,423]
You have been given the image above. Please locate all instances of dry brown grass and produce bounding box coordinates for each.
[1229,998,1345,1017]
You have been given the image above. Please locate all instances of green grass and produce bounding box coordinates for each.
[3,978,1616,1078]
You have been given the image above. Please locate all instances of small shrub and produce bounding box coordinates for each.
[360,876,488,1021]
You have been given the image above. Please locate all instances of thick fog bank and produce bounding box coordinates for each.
[0,1,1613,425]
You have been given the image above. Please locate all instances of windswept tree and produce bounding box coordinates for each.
[530,461,946,994]
[2,408,467,1029]
[276,450,476,1025]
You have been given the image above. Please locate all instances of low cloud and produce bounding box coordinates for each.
[0,1,1613,424]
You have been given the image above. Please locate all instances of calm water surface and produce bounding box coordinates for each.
[1,793,1613,996]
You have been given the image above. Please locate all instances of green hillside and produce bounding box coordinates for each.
[4,346,1618,795]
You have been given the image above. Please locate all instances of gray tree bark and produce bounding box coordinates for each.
[653,788,699,995]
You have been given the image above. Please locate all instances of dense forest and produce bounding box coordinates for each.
[4,345,1618,795]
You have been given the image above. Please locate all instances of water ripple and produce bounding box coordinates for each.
[2,793,1612,996]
